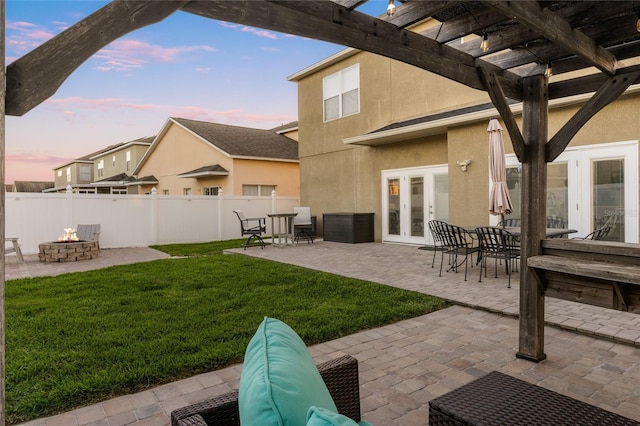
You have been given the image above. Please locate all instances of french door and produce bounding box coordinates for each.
[382,165,448,244]
[505,141,638,242]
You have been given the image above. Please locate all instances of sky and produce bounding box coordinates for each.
[4,1,385,184]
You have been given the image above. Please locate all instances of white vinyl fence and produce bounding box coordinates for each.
[6,189,299,254]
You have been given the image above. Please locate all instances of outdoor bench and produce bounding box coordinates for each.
[429,371,639,425]
[170,354,361,426]
[527,239,640,313]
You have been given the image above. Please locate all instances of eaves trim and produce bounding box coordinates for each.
[288,47,359,82]
[344,84,640,146]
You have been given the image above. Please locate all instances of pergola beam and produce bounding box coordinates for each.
[182,0,524,99]
[486,0,618,75]
[547,72,640,161]
[477,66,525,162]
[5,0,189,117]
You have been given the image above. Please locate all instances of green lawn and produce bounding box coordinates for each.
[5,240,448,424]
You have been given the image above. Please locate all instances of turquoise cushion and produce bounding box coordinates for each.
[306,406,373,426]
[239,317,338,426]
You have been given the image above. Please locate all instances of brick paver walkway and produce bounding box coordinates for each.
[13,242,640,425]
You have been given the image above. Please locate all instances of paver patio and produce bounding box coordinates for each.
[11,242,640,425]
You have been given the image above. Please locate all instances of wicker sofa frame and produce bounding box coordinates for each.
[171,354,362,426]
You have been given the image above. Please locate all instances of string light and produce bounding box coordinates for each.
[545,62,553,78]
[481,33,489,52]
[636,15,640,32]
[386,0,396,17]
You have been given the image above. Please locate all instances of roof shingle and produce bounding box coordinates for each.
[172,118,298,161]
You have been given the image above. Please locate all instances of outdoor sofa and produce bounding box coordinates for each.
[170,354,362,426]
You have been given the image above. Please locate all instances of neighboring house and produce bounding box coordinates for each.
[50,153,96,193]
[89,136,156,194]
[11,181,55,192]
[47,137,155,194]
[289,46,640,244]
[133,117,299,196]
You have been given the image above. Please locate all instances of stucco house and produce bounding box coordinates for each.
[48,136,156,194]
[289,48,640,244]
[89,136,156,194]
[133,117,299,196]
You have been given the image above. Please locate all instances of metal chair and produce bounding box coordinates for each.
[546,216,567,229]
[440,223,480,281]
[498,217,521,227]
[426,220,448,268]
[474,226,520,288]
[233,210,266,249]
[293,206,314,244]
[581,226,612,241]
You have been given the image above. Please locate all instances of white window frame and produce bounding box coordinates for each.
[66,167,71,182]
[79,164,91,181]
[323,64,360,122]
[203,186,221,196]
[126,150,131,171]
[97,159,104,177]
[242,184,276,196]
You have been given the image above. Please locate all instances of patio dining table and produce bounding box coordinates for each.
[504,227,578,239]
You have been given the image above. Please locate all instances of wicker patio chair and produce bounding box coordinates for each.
[170,354,362,426]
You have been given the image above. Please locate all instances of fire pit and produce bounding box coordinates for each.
[38,228,99,263]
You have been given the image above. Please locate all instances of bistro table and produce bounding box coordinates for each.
[267,212,297,247]
[505,227,578,239]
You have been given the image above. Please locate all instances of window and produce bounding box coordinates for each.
[66,167,71,182]
[203,186,220,196]
[97,160,104,177]
[112,155,116,167]
[111,188,127,195]
[126,150,131,171]
[162,189,169,195]
[323,64,359,121]
[242,185,276,196]
[183,188,191,195]
[57,170,62,177]
[79,164,91,181]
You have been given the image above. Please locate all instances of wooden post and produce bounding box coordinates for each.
[1,0,6,422]
[517,75,549,362]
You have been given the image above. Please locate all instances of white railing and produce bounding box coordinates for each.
[6,188,299,254]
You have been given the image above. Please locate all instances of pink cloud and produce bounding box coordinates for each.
[46,97,163,112]
[94,39,216,71]
[171,106,296,127]
[219,22,278,39]
[4,151,75,183]
[6,20,55,55]
[43,97,296,128]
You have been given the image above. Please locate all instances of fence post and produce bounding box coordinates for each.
[271,189,277,213]
[65,184,74,228]
[218,188,224,241]
[150,187,158,245]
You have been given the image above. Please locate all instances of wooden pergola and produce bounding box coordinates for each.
[2,1,640,423]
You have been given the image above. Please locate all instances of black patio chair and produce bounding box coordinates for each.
[440,223,480,281]
[293,206,315,244]
[474,226,520,288]
[498,217,521,227]
[546,215,567,229]
[233,210,266,250]
[578,226,612,241]
[425,220,448,269]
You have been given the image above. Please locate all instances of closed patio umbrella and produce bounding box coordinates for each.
[487,119,513,224]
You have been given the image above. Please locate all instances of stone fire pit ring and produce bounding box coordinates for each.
[38,240,99,263]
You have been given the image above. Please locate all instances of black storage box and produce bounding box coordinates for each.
[322,213,374,243]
